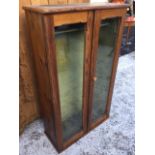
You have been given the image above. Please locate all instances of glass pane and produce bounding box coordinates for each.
[92,18,120,122]
[55,23,85,142]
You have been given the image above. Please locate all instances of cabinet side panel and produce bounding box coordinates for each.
[25,11,57,146]
[42,15,63,151]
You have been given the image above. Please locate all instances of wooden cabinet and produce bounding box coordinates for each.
[23,2,128,152]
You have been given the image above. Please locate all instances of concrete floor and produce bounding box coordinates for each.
[20,52,135,155]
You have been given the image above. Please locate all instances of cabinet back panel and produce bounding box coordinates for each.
[55,23,85,142]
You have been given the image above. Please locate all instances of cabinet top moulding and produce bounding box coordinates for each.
[23,2,129,14]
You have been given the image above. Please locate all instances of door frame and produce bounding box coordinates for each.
[88,8,127,131]
[62,11,94,150]
[44,11,94,152]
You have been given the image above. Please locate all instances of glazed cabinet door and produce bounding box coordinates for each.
[50,11,93,150]
[88,9,126,129]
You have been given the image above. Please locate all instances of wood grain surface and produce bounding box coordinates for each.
[23,3,128,151]
[23,2,129,14]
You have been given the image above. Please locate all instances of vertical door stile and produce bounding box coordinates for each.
[82,11,94,132]
[88,10,101,128]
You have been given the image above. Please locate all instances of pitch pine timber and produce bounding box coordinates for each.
[23,2,129,152]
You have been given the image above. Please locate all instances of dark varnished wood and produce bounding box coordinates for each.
[42,14,64,150]
[82,11,94,132]
[24,3,128,152]
[23,2,129,14]
[88,10,101,128]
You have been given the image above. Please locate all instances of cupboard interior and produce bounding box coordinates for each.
[55,23,86,142]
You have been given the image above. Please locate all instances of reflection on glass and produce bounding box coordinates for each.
[55,23,85,142]
[92,18,120,122]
